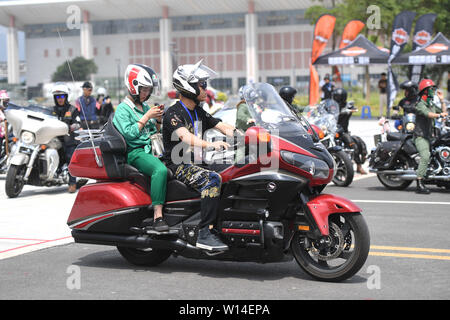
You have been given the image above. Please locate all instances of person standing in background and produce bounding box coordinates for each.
[378,73,388,118]
[75,82,99,129]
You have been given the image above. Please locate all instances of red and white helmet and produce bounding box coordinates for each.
[124,64,161,102]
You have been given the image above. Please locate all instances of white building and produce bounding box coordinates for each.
[0,0,381,96]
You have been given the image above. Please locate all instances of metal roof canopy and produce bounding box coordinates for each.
[0,0,313,29]
[313,34,390,66]
[391,32,450,65]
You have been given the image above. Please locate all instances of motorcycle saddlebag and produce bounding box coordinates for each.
[69,135,126,180]
[370,140,401,169]
[401,138,418,155]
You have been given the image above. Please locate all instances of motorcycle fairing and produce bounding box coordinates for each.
[10,153,30,166]
[305,194,361,236]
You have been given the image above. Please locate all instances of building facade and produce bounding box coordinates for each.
[1,0,381,96]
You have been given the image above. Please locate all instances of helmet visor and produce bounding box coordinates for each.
[150,72,162,98]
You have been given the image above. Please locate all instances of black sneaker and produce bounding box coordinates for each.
[153,217,169,232]
[196,227,229,251]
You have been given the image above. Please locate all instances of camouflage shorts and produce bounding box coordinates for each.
[174,164,221,198]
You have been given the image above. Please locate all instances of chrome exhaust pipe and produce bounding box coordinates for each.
[399,174,450,181]
[370,169,416,175]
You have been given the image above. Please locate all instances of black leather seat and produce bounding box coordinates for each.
[386,132,404,141]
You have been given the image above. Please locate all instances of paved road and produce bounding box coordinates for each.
[0,172,449,301]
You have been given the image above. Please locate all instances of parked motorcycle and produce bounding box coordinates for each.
[333,101,368,171]
[304,101,354,187]
[369,115,450,190]
[4,104,73,198]
[67,83,370,282]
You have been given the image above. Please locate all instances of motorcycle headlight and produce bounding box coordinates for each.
[21,131,35,145]
[406,122,415,132]
[281,151,330,179]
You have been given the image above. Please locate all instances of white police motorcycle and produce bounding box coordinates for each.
[4,104,71,198]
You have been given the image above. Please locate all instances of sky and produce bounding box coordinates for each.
[0,0,26,62]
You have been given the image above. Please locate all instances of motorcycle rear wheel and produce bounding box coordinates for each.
[5,164,26,198]
[332,150,354,187]
[291,213,370,282]
[377,173,412,190]
[116,246,172,267]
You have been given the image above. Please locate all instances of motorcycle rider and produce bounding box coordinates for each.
[235,85,255,132]
[414,79,448,194]
[51,83,81,193]
[0,90,10,109]
[279,86,305,115]
[393,81,419,117]
[332,88,367,174]
[113,64,169,232]
[162,60,236,252]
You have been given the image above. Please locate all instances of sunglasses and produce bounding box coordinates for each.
[198,80,207,90]
[55,95,67,99]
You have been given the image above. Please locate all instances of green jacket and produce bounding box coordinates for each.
[414,98,441,140]
[235,101,253,132]
[113,97,157,153]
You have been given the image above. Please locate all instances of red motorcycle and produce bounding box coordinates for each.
[67,83,370,282]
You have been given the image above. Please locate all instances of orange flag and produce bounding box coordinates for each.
[309,14,336,106]
[333,20,365,84]
[339,20,365,49]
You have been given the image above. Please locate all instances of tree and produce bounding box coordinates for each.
[52,56,98,82]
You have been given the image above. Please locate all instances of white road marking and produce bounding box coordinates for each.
[351,200,450,205]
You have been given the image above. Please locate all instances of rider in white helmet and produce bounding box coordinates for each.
[113,64,169,232]
[51,82,81,193]
[162,60,237,252]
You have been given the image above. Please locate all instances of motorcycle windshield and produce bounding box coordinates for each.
[243,83,310,136]
[303,101,338,136]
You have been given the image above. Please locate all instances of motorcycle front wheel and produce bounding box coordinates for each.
[5,164,26,198]
[332,150,354,187]
[291,213,370,282]
[116,246,172,267]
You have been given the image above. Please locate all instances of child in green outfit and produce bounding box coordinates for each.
[113,64,169,232]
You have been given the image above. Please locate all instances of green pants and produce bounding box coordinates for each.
[414,137,430,179]
[127,148,167,205]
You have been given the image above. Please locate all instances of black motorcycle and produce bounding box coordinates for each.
[334,101,367,168]
[369,115,450,190]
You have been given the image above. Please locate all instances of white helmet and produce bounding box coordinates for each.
[52,82,70,96]
[124,64,161,102]
[172,59,217,101]
[238,85,247,100]
[52,82,70,106]
[96,87,107,96]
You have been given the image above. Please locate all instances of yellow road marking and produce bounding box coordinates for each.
[368,245,450,261]
[371,245,450,254]
[369,252,450,261]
